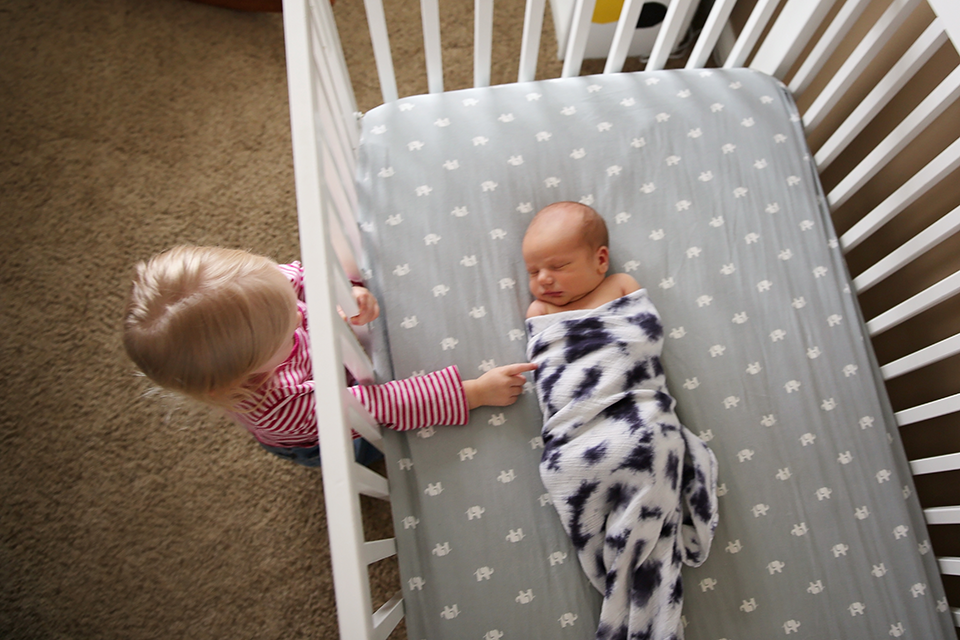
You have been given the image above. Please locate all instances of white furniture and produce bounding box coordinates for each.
[281,0,960,636]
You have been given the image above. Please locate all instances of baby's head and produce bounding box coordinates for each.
[123,246,299,405]
[522,201,610,309]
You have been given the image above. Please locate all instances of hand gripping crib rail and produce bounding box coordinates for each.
[281,0,960,637]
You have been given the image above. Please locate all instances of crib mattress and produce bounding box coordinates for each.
[355,69,952,639]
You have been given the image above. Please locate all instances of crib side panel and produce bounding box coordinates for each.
[283,1,402,639]
[783,2,960,601]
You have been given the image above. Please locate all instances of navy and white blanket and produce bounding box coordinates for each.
[526,289,719,640]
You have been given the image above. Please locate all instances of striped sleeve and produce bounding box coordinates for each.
[276,261,305,301]
[347,365,470,432]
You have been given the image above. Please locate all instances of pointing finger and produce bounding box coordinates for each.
[502,362,538,375]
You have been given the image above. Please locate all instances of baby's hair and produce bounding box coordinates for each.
[532,201,609,249]
[122,245,298,408]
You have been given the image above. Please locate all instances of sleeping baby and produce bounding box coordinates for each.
[523,201,719,640]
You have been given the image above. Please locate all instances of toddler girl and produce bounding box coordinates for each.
[123,245,535,466]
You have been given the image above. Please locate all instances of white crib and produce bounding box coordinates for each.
[281,0,960,637]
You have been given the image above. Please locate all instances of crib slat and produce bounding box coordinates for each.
[789,0,872,95]
[749,0,837,80]
[722,0,780,69]
[645,0,697,71]
[332,258,359,321]
[852,204,960,292]
[337,318,376,385]
[306,9,362,181]
[363,538,397,565]
[842,138,960,254]
[941,556,960,576]
[815,19,947,170]
[421,0,444,93]
[307,0,360,149]
[372,592,404,640]
[867,269,960,336]
[474,0,494,88]
[314,115,357,218]
[315,152,354,250]
[518,0,546,83]
[896,391,960,426]
[343,388,383,447]
[322,169,363,275]
[354,462,390,500]
[910,452,960,475]
[685,0,738,69]
[327,179,362,270]
[604,0,645,74]
[303,29,361,231]
[827,63,960,210]
[804,0,921,133]
[881,332,960,379]
[305,17,359,185]
[363,0,399,103]
[322,138,359,234]
[924,505,960,524]
[934,557,960,627]
[325,192,362,286]
[561,0,597,78]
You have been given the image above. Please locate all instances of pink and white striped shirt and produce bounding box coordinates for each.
[226,262,470,448]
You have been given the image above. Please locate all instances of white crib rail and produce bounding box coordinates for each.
[788,0,874,96]
[283,0,960,635]
[562,0,599,76]
[786,0,960,624]
[722,0,780,68]
[815,17,948,170]
[284,0,403,638]
[604,0,648,73]
[685,0,738,69]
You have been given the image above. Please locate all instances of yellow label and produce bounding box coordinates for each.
[592,0,624,24]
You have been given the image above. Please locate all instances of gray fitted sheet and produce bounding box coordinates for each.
[354,69,953,639]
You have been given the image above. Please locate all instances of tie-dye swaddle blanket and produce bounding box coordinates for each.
[525,289,719,640]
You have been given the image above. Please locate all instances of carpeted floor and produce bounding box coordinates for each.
[0,0,568,638]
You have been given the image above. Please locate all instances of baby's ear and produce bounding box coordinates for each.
[596,246,610,272]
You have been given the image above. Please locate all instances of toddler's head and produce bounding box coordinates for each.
[522,201,610,308]
[123,246,299,406]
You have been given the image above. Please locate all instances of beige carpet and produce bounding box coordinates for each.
[0,0,568,638]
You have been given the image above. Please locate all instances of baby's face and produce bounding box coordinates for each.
[523,224,607,309]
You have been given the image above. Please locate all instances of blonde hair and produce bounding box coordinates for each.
[122,246,299,408]
[531,201,609,249]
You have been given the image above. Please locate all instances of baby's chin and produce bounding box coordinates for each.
[538,294,571,307]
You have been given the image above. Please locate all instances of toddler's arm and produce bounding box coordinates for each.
[348,366,467,432]
[343,286,535,426]
[348,363,536,432]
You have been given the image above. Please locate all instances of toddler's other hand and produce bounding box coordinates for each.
[464,362,538,410]
[349,286,380,325]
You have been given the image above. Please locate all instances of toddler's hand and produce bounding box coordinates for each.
[463,362,538,410]
[349,286,380,325]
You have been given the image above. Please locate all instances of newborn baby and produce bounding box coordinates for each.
[523,202,719,640]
